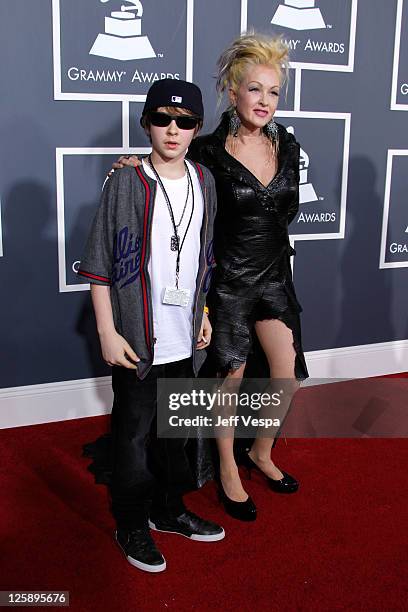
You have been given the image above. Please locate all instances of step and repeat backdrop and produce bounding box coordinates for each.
[0,0,407,389]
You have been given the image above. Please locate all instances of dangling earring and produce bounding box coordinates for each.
[229,108,241,137]
[265,118,278,143]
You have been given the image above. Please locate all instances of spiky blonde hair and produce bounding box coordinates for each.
[216,32,290,97]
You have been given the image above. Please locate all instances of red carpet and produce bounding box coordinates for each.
[1,415,408,611]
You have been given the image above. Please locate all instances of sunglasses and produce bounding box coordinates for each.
[148,111,200,130]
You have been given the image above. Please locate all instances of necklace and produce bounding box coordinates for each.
[148,156,192,251]
[148,155,195,288]
[171,169,190,248]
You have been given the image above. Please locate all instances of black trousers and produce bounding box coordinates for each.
[110,357,195,529]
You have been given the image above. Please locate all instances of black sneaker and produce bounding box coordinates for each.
[115,528,166,573]
[149,510,225,542]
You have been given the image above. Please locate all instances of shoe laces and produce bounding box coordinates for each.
[125,528,158,554]
[181,510,208,527]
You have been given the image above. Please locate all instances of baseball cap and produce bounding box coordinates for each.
[141,78,204,119]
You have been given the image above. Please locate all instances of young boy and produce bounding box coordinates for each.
[78,79,223,573]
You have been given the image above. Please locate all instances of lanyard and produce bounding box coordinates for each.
[148,155,195,289]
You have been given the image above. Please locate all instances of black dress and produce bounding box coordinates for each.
[188,112,308,380]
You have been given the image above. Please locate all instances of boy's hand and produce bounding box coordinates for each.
[196,313,212,350]
[109,155,141,177]
[99,329,140,369]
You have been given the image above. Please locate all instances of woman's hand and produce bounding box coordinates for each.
[99,328,140,369]
[109,154,141,177]
[196,313,212,350]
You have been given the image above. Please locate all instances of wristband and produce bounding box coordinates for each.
[203,305,209,315]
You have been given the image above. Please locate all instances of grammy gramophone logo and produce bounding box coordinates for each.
[90,0,156,61]
[286,126,318,204]
[271,0,326,31]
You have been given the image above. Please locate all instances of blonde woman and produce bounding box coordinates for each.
[112,33,308,521]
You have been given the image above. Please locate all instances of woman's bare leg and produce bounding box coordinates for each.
[249,319,298,480]
[216,363,249,501]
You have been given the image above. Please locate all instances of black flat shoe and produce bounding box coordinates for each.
[217,484,257,522]
[240,451,299,494]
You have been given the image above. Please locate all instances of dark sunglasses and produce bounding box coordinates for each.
[148,111,200,130]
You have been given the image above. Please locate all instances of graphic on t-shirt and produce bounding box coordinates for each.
[112,226,142,288]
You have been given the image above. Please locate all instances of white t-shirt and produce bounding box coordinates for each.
[142,159,204,365]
